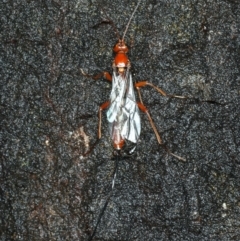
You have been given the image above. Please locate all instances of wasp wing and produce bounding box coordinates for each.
[106,69,141,144]
[106,71,126,123]
[120,72,141,143]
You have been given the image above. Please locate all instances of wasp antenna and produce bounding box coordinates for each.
[122,0,141,41]
[109,18,121,40]
[100,7,121,40]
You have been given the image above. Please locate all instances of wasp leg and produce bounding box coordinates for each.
[137,102,163,144]
[98,101,110,139]
[135,81,188,99]
[83,101,110,156]
[137,101,186,162]
[80,69,112,82]
[135,81,223,104]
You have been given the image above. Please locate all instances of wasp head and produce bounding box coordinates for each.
[113,39,129,53]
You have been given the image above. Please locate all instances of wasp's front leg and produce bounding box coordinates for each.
[135,81,189,99]
[80,69,112,82]
[135,80,222,106]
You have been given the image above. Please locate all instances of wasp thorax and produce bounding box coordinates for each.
[114,52,129,68]
[118,67,125,73]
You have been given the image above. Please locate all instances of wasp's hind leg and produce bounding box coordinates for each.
[137,101,186,162]
[137,102,163,144]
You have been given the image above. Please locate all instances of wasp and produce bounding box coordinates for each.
[80,1,198,239]
[81,0,188,162]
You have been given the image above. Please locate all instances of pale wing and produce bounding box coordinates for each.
[106,70,141,144]
[121,73,141,143]
[106,71,126,123]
